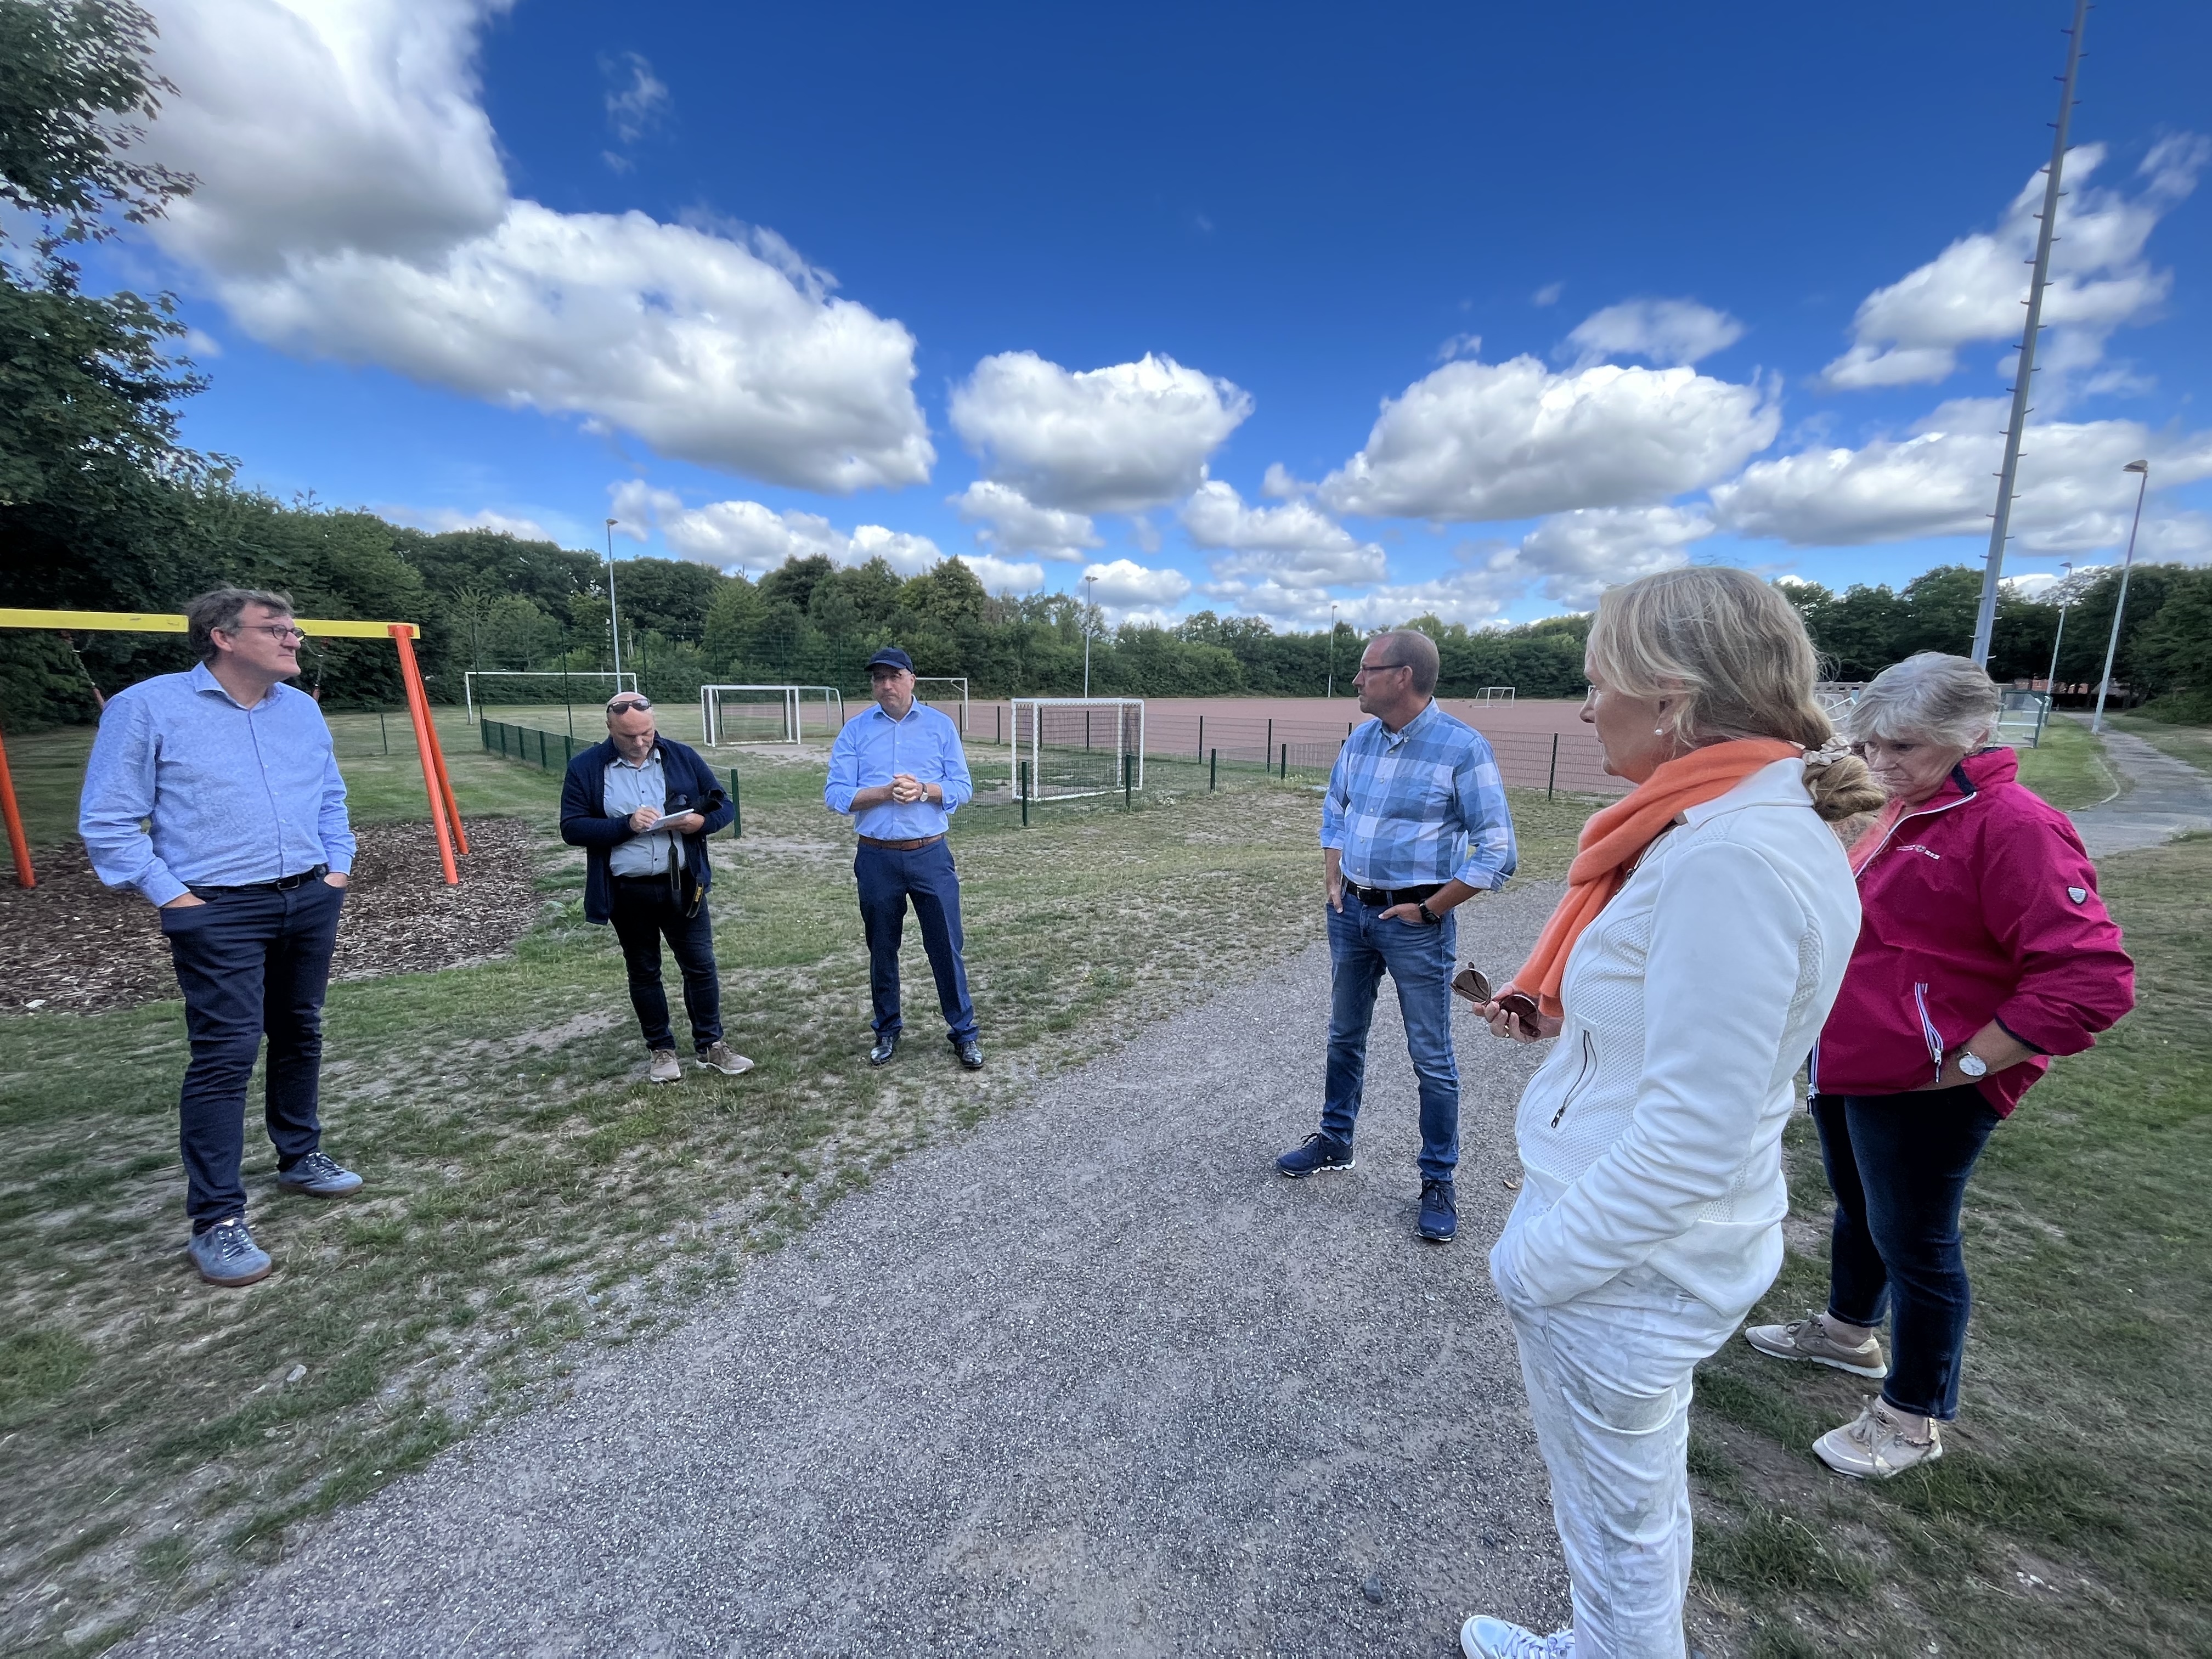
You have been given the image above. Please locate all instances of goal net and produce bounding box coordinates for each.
[913,676,970,733]
[699,684,845,746]
[1011,698,1145,800]
[465,670,635,721]
[1473,685,1515,703]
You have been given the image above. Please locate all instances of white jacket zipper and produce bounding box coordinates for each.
[1551,1030,1597,1128]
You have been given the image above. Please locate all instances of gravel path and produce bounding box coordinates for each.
[2066,719,2212,858]
[125,884,1568,1658]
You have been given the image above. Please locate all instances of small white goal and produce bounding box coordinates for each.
[1473,686,1516,703]
[1010,698,1145,800]
[699,683,845,746]
[464,669,636,721]
[913,676,970,733]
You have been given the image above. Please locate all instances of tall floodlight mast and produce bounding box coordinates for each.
[1972,0,2090,667]
[604,517,624,683]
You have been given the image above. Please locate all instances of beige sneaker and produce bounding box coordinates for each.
[1814,1400,1942,1480]
[1743,1312,1888,1379]
[698,1042,753,1076]
[647,1048,682,1084]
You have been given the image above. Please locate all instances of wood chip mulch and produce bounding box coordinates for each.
[0,818,544,1015]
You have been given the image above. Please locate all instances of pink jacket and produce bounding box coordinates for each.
[1811,748,2134,1116]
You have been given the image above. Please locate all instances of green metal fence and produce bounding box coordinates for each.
[482,716,580,773]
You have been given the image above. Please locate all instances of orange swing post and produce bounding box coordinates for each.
[0,726,34,889]
[392,626,468,856]
[390,625,461,885]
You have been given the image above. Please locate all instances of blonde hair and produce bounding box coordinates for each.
[1845,652,2001,752]
[1586,567,1885,822]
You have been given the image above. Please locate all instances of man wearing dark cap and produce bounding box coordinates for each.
[824,648,982,1069]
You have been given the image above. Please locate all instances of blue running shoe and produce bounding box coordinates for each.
[1276,1131,1354,1178]
[1418,1177,1458,1242]
[189,1217,273,1287]
[276,1150,363,1198]
[1461,1615,1576,1658]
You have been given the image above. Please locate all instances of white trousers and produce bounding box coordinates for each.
[1491,1203,1745,1659]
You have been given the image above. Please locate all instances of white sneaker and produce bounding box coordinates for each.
[1814,1398,1943,1480]
[1743,1312,1888,1379]
[647,1048,682,1084]
[1462,1616,1576,1658]
[697,1042,753,1076]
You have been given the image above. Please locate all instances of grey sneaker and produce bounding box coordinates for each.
[276,1150,363,1198]
[648,1048,682,1084]
[189,1217,273,1287]
[697,1041,753,1076]
[1815,1399,1942,1480]
[1462,1616,1576,1658]
[1744,1312,1888,1379]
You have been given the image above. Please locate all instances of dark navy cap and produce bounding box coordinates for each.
[865,647,914,673]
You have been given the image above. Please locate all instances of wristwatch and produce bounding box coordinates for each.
[1416,899,1440,925]
[1953,1046,1989,1079]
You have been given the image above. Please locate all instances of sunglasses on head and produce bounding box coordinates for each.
[607,696,654,712]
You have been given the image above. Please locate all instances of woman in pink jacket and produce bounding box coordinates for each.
[1746,652,2134,1479]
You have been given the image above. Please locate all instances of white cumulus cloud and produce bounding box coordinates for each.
[947,480,1101,560]
[141,0,933,492]
[949,352,1252,513]
[392,505,554,541]
[1319,356,1778,523]
[1709,398,2212,552]
[1180,479,1386,588]
[953,553,1045,595]
[1562,298,1745,368]
[1820,137,2208,391]
[1509,505,1716,605]
[610,482,945,577]
[1081,558,1193,612]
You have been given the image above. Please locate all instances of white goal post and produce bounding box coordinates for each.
[465,669,635,721]
[699,683,846,747]
[1010,698,1145,801]
[1473,685,1516,703]
[913,676,970,732]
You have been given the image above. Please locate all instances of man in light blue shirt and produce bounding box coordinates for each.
[824,647,981,1070]
[79,588,366,1288]
[1277,629,1518,1245]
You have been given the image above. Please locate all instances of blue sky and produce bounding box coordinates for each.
[97,0,2212,627]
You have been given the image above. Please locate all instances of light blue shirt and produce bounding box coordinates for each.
[1321,701,1517,891]
[79,662,356,907]
[825,701,973,839]
[603,748,678,877]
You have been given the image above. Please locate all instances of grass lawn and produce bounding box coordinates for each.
[0,708,1591,1655]
[2008,714,2121,810]
[1687,833,2212,1656]
[2106,712,2212,780]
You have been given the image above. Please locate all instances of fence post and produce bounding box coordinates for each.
[1197,714,1203,760]
[562,733,573,765]
[1210,747,1217,791]
[1548,732,1559,800]
[1019,760,1030,828]
[1279,742,1288,780]
[1266,718,1272,765]
[380,708,390,755]
[729,766,742,838]
[1124,753,1132,812]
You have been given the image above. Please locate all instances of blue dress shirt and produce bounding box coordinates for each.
[79,662,356,906]
[1321,701,1517,891]
[825,701,973,839]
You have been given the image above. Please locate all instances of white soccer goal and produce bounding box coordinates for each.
[913,676,970,733]
[1010,698,1145,801]
[699,683,845,746]
[1474,685,1516,703]
[465,670,635,721]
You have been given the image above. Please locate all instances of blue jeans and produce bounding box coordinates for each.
[159,877,346,1231]
[1812,1087,2000,1421]
[609,878,724,1051]
[855,840,977,1041]
[1321,893,1459,1181]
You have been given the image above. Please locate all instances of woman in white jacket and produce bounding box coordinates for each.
[1459,568,1882,1659]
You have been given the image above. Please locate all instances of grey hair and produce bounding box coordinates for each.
[184,588,296,662]
[1370,629,1441,697]
[1844,652,2002,751]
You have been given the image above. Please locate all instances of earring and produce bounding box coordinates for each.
[1654,726,1665,736]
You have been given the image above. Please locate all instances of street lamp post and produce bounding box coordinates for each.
[1326,603,1339,698]
[603,518,624,686]
[1082,573,1097,696]
[2042,560,2074,700]
[2091,461,2151,733]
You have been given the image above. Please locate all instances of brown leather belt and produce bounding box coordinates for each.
[858,833,944,851]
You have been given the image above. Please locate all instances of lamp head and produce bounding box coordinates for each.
[2123,460,2148,474]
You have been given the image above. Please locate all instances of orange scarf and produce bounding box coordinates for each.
[1510,738,1799,1019]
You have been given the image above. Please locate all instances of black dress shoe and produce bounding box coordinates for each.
[868,1031,900,1066]
[954,1037,983,1070]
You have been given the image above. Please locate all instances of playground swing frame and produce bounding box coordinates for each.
[0,608,468,890]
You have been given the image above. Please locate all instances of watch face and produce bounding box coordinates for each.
[1959,1052,1988,1077]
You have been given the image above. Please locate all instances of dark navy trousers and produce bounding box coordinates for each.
[159,877,346,1231]
[855,840,978,1041]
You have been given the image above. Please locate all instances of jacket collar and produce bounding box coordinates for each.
[1679,755,1810,827]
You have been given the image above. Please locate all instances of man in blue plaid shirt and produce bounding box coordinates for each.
[1277,630,1517,1243]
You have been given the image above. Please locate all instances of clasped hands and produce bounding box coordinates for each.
[887,771,932,805]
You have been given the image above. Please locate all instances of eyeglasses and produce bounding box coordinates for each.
[606,696,654,712]
[1355,660,1409,676]
[228,624,307,643]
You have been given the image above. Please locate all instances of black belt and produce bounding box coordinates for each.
[1345,881,1443,909]
[189,864,328,896]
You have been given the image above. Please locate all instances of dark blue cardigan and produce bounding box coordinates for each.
[558,736,734,923]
